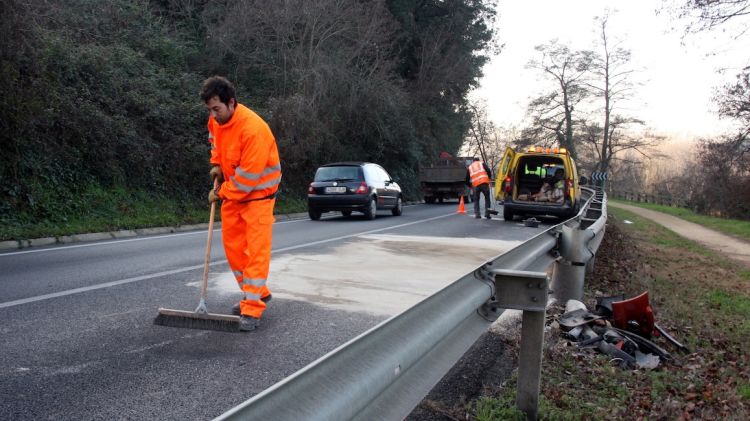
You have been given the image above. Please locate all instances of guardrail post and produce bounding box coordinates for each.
[551,188,605,304]
[550,225,591,303]
[487,269,549,420]
[518,310,545,420]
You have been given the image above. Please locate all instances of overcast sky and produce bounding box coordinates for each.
[474,0,750,141]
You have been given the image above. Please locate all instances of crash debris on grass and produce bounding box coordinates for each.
[551,292,689,370]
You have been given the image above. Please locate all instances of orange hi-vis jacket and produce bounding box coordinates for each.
[468,161,490,187]
[208,104,281,202]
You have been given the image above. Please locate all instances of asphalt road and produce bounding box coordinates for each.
[0,203,551,420]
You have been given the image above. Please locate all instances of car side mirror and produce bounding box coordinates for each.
[579,176,588,185]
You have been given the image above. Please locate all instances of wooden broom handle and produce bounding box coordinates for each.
[201,178,219,301]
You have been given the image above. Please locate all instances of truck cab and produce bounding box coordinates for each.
[494,146,587,221]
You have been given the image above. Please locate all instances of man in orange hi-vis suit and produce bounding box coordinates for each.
[200,76,281,332]
[466,157,493,220]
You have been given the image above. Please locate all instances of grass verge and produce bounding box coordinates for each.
[466,206,749,420]
[610,198,750,242]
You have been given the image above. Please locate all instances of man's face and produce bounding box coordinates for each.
[205,95,235,125]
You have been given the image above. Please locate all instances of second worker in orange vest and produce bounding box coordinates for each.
[201,76,281,332]
[466,158,493,220]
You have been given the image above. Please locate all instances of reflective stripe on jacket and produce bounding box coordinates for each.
[207,104,281,202]
[468,161,490,187]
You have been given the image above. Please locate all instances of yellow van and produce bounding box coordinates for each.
[494,146,587,221]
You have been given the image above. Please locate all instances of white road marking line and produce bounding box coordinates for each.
[0,213,455,309]
[0,263,215,309]
[0,231,211,257]
[0,217,319,257]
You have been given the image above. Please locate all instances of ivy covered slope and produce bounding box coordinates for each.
[0,0,497,240]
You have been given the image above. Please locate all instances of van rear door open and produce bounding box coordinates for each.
[494,147,515,201]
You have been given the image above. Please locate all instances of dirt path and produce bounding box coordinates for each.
[608,202,750,268]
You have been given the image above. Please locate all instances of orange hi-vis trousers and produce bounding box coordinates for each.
[220,198,275,319]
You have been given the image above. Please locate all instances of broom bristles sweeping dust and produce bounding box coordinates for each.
[154,308,241,332]
[152,179,242,332]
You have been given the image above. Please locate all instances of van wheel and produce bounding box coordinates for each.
[309,208,322,221]
[391,196,403,216]
[363,197,377,220]
[503,207,514,221]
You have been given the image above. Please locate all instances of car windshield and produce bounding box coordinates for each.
[314,166,361,182]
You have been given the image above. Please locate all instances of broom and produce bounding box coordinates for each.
[154,178,241,332]
[487,185,500,215]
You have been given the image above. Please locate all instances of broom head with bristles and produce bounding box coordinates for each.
[154,308,241,332]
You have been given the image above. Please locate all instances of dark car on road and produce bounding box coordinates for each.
[307,162,403,220]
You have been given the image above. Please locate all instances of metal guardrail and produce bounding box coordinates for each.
[216,187,607,421]
[610,190,686,208]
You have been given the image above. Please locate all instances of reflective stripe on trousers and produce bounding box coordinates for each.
[221,198,275,318]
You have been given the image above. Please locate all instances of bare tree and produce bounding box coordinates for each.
[577,115,664,184]
[666,0,750,34]
[715,68,750,154]
[665,0,750,217]
[208,0,398,102]
[586,13,647,182]
[462,99,509,172]
[464,100,495,162]
[205,0,406,192]
[524,41,593,158]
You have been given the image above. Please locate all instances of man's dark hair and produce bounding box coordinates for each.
[200,76,236,106]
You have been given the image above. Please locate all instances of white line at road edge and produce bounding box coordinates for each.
[0,218,309,257]
[0,213,456,309]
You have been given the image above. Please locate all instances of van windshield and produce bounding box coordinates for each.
[542,165,565,178]
[517,156,567,179]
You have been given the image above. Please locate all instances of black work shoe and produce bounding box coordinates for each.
[232,294,272,316]
[239,316,259,332]
[475,214,481,219]
[485,215,492,219]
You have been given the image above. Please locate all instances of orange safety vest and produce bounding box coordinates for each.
[208,104,281,202]
[468,161,490,187]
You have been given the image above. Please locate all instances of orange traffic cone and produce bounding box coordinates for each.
[457,196,466,214]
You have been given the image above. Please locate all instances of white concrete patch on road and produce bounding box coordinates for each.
[207,234,521,316]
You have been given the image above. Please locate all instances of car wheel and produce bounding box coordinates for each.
[308,208,322,221]
[363,196,377,220]
[425,196,436,204]
[341,210,352,217]
[391,196,403,216]
[503,206,514,221]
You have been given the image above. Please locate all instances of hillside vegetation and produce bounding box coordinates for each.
[0,0,497,239]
